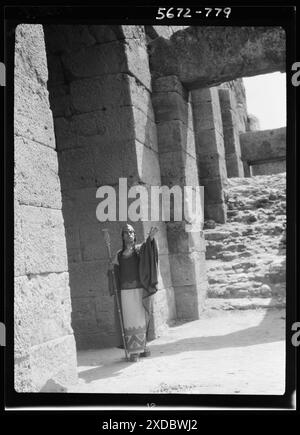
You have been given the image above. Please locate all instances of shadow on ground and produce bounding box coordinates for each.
[77,305,285,384]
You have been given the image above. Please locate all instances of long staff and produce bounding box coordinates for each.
[102,229,129,361]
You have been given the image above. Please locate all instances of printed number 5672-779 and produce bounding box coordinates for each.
[155,7,232,20]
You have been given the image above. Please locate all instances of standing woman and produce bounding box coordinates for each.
[108,224,159,362]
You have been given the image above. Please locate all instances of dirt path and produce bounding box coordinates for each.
[68,308,285,395]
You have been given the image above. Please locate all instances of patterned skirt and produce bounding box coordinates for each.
[120,287,147,354]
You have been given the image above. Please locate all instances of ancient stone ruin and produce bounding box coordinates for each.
[14,24,286,391]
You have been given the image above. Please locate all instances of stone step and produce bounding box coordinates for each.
[204,173,286,308]
[207,282,285,299]
[205,297,286,310]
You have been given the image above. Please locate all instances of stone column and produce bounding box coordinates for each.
[152,76,207,320]
[192,87,227,223]
[14,24,78,392]
[45,25,176,348]
[218,88,244,178]
[243,161,251,177]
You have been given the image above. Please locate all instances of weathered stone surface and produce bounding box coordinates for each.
[157,254,173,290]
[61,41,127,78]
[93,139,134,185]
[218,87,244,178]
[86,25,116,43]
[75,331,117,350]
[219,79,248,133]
[269,259,286,283]
[46,53,65,87]
[152,75,188,98]
[134,108,158,152]
[146,26,189,41]
[14,73,55,149]
[70,73,153,117]
[251,160,286,176]
[15,273,73,356]
[15,354,34,392]
[71,296,115,342]
[135,141,161,185]
[152,72,205,325]
[15,24,48,84]
[21,205,68,274]
[48,84,72,118]
[225,153,244,178]
[167,222,205,253]
[206,173,286,302]
[192,88,223,134]
[64,225,82,263]
[15,23,78,392]
[149,26,285,88]
[204,219,216,229]
[151,286,177,334]
[220,109,238,129]
[156,120,196,156]
[173,282,207,320]
[93,138,160,186]
[240,127,286,164]
[60,39,151,90]
[62,189,125,261]
[15,136,62,208]
[54,105,157,153]
[205,230,231,241]
[193,102,222,131]
[15,334,78,392]
[198,152,227,180]
[168,252,206,287]
[137,221,170,255]
[14,200,25,277]
[159,150,199,187]
[125,37,151,90]
[58,145,96,191]
[30,335,78,391]
[152,91,188,124]
[243,161,251,177]
[194,128,225,155]
[205,203,227,223]
[88,25,146,44]
[62,188,170,262]
[94,296,118,334]
[87,25,123,43]
[200,177,227,205]
[206,241,224,259]
[69,260,114,298]
[70,74,128,113]
[44,25,96,54]
[193,91,224,185]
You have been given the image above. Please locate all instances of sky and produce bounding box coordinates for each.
[243,72,286,130]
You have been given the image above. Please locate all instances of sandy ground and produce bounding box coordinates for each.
[68,308,285,395]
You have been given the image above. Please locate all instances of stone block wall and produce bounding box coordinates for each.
[240,127,286,176]
[251,159,286,175]
[219,79,249,133]
[218,88,244,178]
[14,24,78,391]
[152,76,207,320]
[44,25,176,349]
[192,87,228,223]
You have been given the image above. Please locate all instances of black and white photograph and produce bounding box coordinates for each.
[2,4,298,413]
